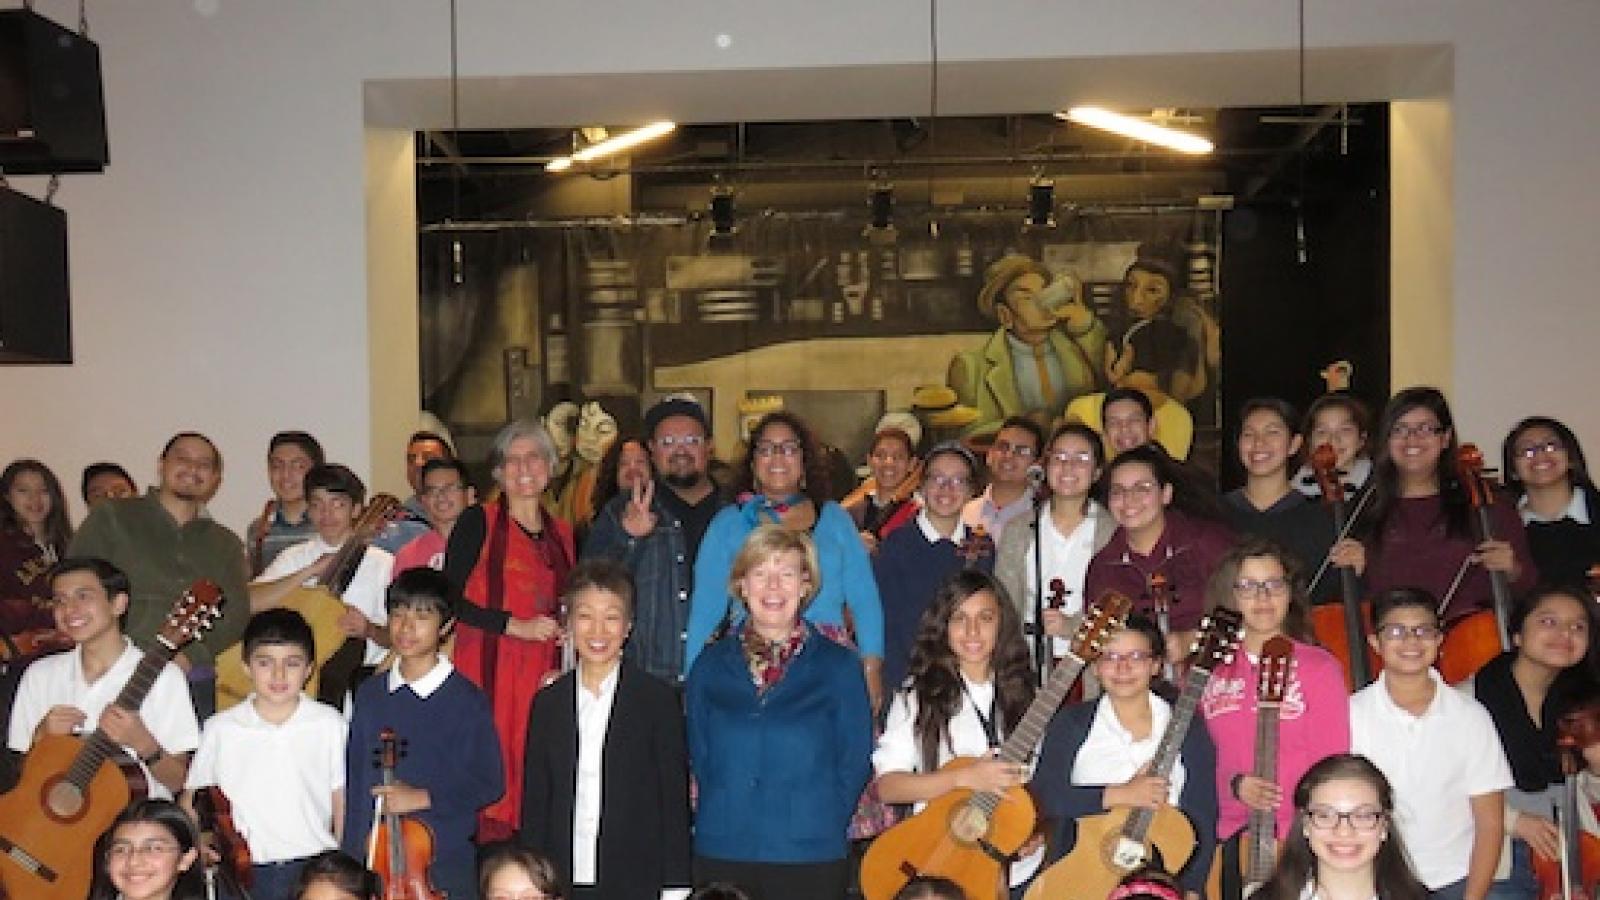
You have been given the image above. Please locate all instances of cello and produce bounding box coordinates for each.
[1307,443,1377,689]
[1437,444,1515,683]
[1531,701,1600,900]
[366,729,445,900]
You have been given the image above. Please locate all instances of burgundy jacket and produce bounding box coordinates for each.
[1083,510,1236,630]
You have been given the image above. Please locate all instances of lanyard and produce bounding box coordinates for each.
[961,680,1002,750]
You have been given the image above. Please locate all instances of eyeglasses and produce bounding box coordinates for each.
[1304,805,1386,832]
[1531,614,1589,636]
[992,440,1037,459]
[420,484,465,498]
[106,840,182,860]
[1388,422,1445,440]
[1515,439,1565,460]
[1232,577,1290,599]
[754,440,802,459]
[1097,649,1156,666]
[1377,623,1442,642]
[1046,450,1096,467]
[925,474,971,490]
[1106,480,1160,502]
[654,435,705,449]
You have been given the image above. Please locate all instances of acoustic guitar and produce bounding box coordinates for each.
[1023,608,1243,900]
[1210,635,1295,900]
[0,580,224,900]
[216,494,402,710]
[859,592,1132,900]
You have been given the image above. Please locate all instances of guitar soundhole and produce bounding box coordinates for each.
[948,805,991,844]
[42,776,86,822]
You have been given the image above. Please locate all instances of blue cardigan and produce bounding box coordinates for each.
[684,498,884,672]
[686,623,873,864]
[1030,696,1217,894]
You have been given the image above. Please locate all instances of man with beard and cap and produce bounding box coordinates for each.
[583,396,727,686]
[70,432,251,719]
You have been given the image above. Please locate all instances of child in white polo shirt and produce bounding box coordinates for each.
[184,608,346,900]
[1350,587,1512,900]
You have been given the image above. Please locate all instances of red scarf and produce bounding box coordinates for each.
[740,620,809,694]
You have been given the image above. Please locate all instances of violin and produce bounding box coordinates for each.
[1149,572,1177,682]
[1437,444,1515,684]
[1306,443,1378,689]
[366,729,445,900]
[1042,577,1069,680]
[1532,701,1600,900]
[193,786,252,892]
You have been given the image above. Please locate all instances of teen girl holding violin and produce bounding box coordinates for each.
[1084,444,1233,662]
[1466,584,1600,900]
[1292,394,1374,500]
[1357,387,1537,627]
[1200,536,1350,847]
[872,570,1041,888]
[1502,416,1600,588]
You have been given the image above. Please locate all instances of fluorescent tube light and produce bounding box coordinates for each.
[545,121,677,172]
[1060,107,1213,155]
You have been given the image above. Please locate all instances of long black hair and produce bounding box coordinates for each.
[1099,443,1224,523]
[0,458,73,554]
[1253,754,1429,900]
[1502,415,1594,498]
[88,799,206,900]
[292,850,382,900]
[1359,386,1470,545]
[735,411,833,507]
[903,570,1035,772]
[592,434,652,513]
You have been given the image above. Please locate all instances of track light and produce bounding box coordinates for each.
[1025,177,1056,229]
[709,185,737,239]
[546,121,676,173]
[1058,107,1214,155]
[864,180,896,243]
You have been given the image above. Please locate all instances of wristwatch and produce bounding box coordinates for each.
[139,748,163,766]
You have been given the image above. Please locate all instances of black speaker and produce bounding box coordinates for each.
[0,186,71,364]
[0,9,108,174]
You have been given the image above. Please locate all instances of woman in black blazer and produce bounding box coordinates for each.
[520,559,693,900]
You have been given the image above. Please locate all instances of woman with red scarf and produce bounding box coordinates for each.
[444,419,574,842]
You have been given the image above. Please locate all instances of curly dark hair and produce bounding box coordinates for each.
[1204,534,1313,642]
[734,411,833,506]
[903,570,1036,772]
[592,435,652,513]
[0,458,73,555]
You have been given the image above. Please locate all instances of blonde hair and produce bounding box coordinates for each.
[728,525,821,613]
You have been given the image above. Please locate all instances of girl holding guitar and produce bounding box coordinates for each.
[1200,538,1350,872]
[1502,417,1600,589]
[1468,585,1600,900]
[872,570,1041,892]
[1358,387,1536,634]
[1031,613,1219,899]
[1250,754,1429,900]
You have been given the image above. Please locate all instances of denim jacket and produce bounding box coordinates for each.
[584,485,727,685]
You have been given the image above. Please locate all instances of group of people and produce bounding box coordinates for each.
[0,381,1596,900]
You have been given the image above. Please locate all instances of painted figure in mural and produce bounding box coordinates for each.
[542,400,580,512]
[556,401,619,528]
[1103,247,1220,405]
[946,253,1107,438]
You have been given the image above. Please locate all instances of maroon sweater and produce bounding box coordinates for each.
[1363,493,1537,624]
[1084,510,1236,630]
[0,528,58,653]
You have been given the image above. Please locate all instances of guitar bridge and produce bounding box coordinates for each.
[0,834,59,881]
[1110,836,1148,871]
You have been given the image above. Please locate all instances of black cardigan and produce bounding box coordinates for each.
[1030,696,1218,893]
[519,662,693,899]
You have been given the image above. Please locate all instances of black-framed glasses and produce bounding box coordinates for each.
[992,440,1037,459]
[1514,439,1564,460]
[754,440,802,459]
[1388,422,1445,440]
[1377,623,1443,642]
[1232,577,1290,598]
[1046,450,1096,467]
[654,435,705,449]
[1304,805,1385,832]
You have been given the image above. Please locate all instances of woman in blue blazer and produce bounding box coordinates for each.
[686,525,873,900]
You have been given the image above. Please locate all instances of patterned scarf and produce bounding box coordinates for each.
[740,620,808,694]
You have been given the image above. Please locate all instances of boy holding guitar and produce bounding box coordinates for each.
[6,557,199,799]
[184,608,349,900]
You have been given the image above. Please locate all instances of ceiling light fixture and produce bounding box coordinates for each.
[1058,107,1214,155]
[545,120,677,173]
[1025,175,1056,229]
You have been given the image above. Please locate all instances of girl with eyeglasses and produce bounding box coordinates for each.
[477,843,564,900]
[686,411,885,712]
[290,850,382,900]
[1349,588,1513,900]
[1200,537,1350,851]
[872,571,1040,888]
[87,799,205,900]
[1501,416,1600,588]
[1221,399,1356,606]
[1032,614,1218,899]
[874,442,992,694]
[1084,444,1233,663]
[997,422,1117,677]
[1251,754,1430,900]
[1357,387,1537,629]
[1466,585,1600,900]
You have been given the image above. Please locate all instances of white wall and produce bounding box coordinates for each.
[4,0,1598,531]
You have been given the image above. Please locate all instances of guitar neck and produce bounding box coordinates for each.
[325,536,375,596]
[1123,664,1213,842]
[1246,704,1283,879]
[969,652,1088,813]
[66,641,177,790]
